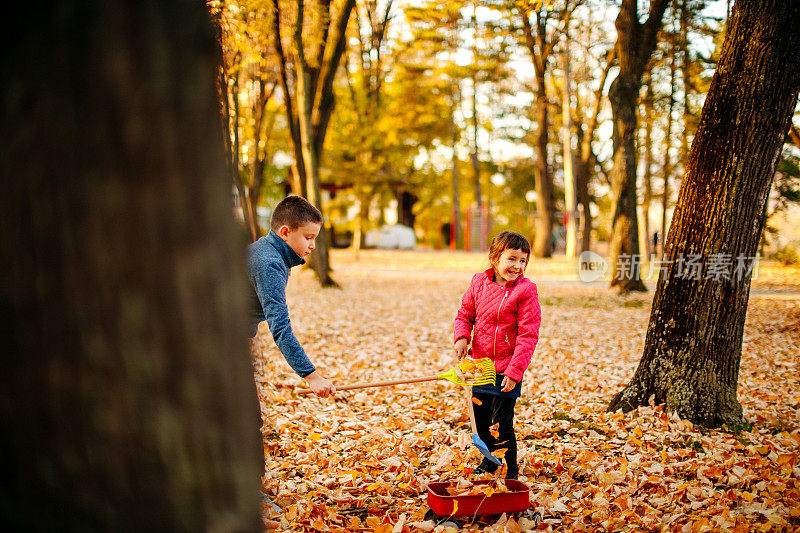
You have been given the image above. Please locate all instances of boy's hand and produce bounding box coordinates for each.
[500,375,518,392]
[304,371,336,397]
[454,338,469,359]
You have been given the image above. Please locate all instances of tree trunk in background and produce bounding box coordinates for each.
[296,64,334,284]
[680,0,692,188]
[352,193,369,259]
[641,74,654,258]
[230,74,259,241]
[609,0,800,427]
[574,155,593,253]
[272,0,356,286]
[574,47,616,254]
[397,190,418,228]
[662,50,677,256]
[562,41,577,259]
[245,79,278,240]
[471,73,482,213]
[0,1,262,530]
[533,73,556,258]
[219,55,258,242]
[451,97,462,249]
[519,5,574,258]
[608,0,669,293]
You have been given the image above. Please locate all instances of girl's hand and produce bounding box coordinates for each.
[454,338,469,359]
[500,375,518,392]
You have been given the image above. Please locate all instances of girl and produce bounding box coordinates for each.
[454,231,541,479]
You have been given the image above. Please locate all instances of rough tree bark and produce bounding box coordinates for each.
[0,1,262,530]
[608,0,800,427]
[607,0,669,292]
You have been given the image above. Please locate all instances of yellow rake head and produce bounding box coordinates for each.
[437,358,496,386]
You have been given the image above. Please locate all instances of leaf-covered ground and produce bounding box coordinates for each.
[252,251,800,532]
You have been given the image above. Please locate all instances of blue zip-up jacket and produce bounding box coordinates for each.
[247,231,316,377]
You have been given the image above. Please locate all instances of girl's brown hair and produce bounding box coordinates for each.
[488,231,531,265]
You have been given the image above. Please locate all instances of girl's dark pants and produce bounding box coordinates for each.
[473,391,517,476]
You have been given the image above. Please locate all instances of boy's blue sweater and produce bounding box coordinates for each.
[247,231,316,377]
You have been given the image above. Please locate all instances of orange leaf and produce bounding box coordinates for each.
[472,397,483,406]
[449,500,459,517]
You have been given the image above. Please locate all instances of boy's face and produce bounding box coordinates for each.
[278,221,321,258]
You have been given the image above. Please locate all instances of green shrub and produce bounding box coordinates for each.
[771,246,800,266]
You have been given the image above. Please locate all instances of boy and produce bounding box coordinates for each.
[248,195,336,397]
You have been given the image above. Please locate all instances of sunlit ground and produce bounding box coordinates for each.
[252,250,799,531]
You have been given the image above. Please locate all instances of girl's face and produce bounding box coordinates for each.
[493,248,528,285]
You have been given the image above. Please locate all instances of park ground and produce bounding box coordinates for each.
[252,250,800,532]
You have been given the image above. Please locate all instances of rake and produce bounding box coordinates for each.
[466,386,502,466]
[296,357,496,394]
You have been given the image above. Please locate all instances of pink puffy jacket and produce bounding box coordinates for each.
[454,268,541,383]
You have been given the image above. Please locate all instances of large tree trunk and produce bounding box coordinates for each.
[608,0,800,427]
[608,0,669,292]
[0,1,262,530]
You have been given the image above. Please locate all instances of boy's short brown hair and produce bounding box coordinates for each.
[270,195,323,232]
[488,231,531,264]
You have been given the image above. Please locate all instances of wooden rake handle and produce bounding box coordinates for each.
[296,374,439,395]
[465,386,479,434]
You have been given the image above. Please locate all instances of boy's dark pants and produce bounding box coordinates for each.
[473,391,517,475]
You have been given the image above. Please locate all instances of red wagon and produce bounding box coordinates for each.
[424,479,539,529]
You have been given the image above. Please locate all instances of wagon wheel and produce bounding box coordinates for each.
[424,508,463,530]
[517,508,542,526]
